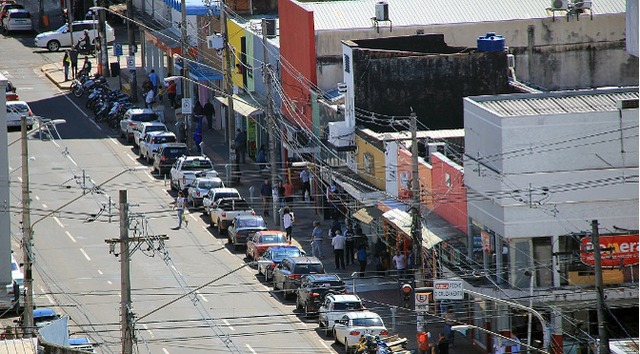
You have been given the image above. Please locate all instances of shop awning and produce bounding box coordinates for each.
[352,207,383,224]
[145,28,182,56]
[332,170,384,207]
[216,95,263,117]
[164,0,221,15]
[382,208,443,249]
[175,61,223,81]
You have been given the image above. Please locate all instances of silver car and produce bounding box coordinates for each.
[187,177,224,208]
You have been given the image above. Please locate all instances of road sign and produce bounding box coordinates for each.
[415,292,430,312]
[114,42,123,56]
[182,98,192,114]
[433,280,464,300]
[126,56,135,70]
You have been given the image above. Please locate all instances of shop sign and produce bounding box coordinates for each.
[580,234,639,268]
[481,230,491,254]
[433,280,464,300]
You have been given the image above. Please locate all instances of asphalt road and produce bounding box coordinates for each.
[1,31,338,353]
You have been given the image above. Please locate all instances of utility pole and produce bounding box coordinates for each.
[126,0,137,102]
[38,0,44,29]
[66,0,74,46]
[20,116,34,336]
[180,0,192,152]
[262,19,278,225]
[97,2,110,77]
[591,219,610,354]
[410,111,423,287]
[221,1,237,181]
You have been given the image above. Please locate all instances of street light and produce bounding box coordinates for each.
[451,325,548,354]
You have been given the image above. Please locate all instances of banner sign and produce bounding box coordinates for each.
[580,234,639,268]
[433,280,464,300]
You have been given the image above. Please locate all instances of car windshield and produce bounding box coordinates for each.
[55,24,67,32]
[164,148,187,158]
[237,218,266,228]
[272,250,301,261]
[260,234,286,244]
[153,135,176,144]
[218,199,248,210]
[35,315,59,323]
[198,180,222,189]
[293,263,324,274]
[132,113,158,122]
[352,317,383,327]
[7,103,28,113]
[334,302,364,311]
[311,281,344,290]
[146,126,166,133]
[181,160,213,170]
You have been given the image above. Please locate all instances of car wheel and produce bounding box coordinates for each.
[146,154,152,164]
[344,339,350,353]
[273,278,278,290]
[264,271,270,282]
[218,220,223,234]
[304,304,311,317]
[295,297,302,310]
[233,244,240,251]
[333,330,339,343]
[257,265,263,275]
[209,215,214,228]
[126,134,132,143]
[47,40,60,52]
[325,325,332,337]
[119,129,125,139]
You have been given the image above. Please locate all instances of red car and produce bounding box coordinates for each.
[245,230,290,260]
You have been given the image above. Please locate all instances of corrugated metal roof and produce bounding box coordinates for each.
[473,88,639,117]
[297,0,626,31]
[0,338,38,354]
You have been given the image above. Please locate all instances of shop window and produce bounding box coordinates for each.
[533,237,553,287]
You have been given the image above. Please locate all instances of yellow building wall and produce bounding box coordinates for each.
[227,20,245,89]
[355,135,386,190]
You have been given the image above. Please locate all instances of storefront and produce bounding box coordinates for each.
[215,94,264,158]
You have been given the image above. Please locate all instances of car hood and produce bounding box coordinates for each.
[36,31,55,38]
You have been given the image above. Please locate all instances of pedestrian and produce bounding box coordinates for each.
[85,9,93,20]
[311,221,324,259]
[193,125,202,153]
[492,337,505,354]
[443,307,456,345]
[234,129,247,164]
[282,207,293,241]
[260,178,271,216]
[329,216,341,239]
[256,144,267,170]
[62,50,71,81]
[344,224,355,266]
[172,191,186,229]
[78,29,90,52]
[284,178,294,205]
[69,47,78,78]
[82,56,91,75]
[299,167,312,201]
[392,250,406,279]
[356,243,367,276]
[166,80,177,108]
[142,78,152,93]
[437,333,449,354]
[145,87,155,109]
[416,328,430,354]
[148,69,159,95]
[331,229,346,270]
[203,99,215,130]
[276,180,285,209]
[510,334,521,353]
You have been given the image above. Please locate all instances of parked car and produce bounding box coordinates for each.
[138,131,177,163]
[295,274,347,317]
[152,142,187,175]
[257,246,303,282]
[318,294,365,336]
[0,2,22,25]
[119,108,160,143]
[32,307,61,327]
[69,337,94,352]
[272,256,324,300]
[6,100,34,130]
[245,230,289,261]
[227,215,267,250]
[169,155,216,192]
[187,177,224,208]
[208,197,255,232]
[2,9,32,33]
[34,20,115,52]
[6,254,23,302]
[133,121,167,148]
[202,187,241,214]
[333,311,389,352]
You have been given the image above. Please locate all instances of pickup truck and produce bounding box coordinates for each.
[208,197,255,233]
[203,187,241,215]
[170,156,216,192]
[318,294,365,336]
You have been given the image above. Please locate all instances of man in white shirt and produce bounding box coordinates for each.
[331,230,346,270]
[392,250,406,278]
[145,88,155,109]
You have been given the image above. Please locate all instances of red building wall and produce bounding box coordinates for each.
[278,0,316,129]
[430,153,467,234]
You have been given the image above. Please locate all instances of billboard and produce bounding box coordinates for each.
[580,234,639,268]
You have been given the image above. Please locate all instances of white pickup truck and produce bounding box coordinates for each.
[208,197,256,233]
[318,294,365,336]
[170,156,217,192]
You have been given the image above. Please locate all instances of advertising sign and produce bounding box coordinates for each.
[433,280,464,300]
[580,234,639,268]
[481,230,491,254]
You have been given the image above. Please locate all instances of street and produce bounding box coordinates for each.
[1,31,337,353]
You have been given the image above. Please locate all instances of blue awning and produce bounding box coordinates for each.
[174,61,223,81]
[164,0,221,16]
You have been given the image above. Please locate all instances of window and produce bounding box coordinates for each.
[344,54,350,73]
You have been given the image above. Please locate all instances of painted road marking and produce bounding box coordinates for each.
[162,348,170,354]
[109,137,119,146]
[196,290,208,303]
[126,153,135,162]
[42,203,47,208]
[98,269,103,275]
[53,217,64,228]
[189,214,197,221]
[319,340,330,350]
[35,196,39,201]
[107,280,112,285]
[245,344,256,354]
[17,177,22,182]
[223,319,235,331]
[143,324,154,338]
[40,286,54,304]
[80,248,91,261]
[65,231,76,243]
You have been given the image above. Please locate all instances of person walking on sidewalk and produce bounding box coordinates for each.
[62,50,71,81]
[284,179,294,205]
[276,180,285,209]
[282,207,293,241]
[148,69,159,96]
[416,328,431,354]
[166,80,177,108]
[443,307,456,346]
[203,100,215,130]
[234,129,247,164]
[344,224,355,266]
[260,178,272,216]
[299,167,312,201]
[437,333,449,354]
[356,244,367,276]
[172,191,187,229]
[311,221,324,259]
[392,250,406,279]
[69,47,79,78]
[331,229,346,270]
[256,144,267,171]
[145,87,155,109]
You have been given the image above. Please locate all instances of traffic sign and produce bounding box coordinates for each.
[415,292,430,312]
[182,98,192,114]
[126,56,135,70]
[114,42,123,56]
[433,280,464,300]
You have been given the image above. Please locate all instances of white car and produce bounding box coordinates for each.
[133,121,167,147]
[6,100,35,130]
[187,177,224,208]
[2,9,32,33]
[34,20,115,52]
[333,311,389,352]
[139,131,177,163]
[6,254,24,300]
[318,294,365,336]
[119,108,160,144]
[202,187,241,213]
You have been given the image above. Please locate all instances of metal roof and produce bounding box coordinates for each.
[471,88,639,117]
[297,0,626,31]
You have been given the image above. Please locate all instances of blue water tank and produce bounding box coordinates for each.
[477,32,505,52]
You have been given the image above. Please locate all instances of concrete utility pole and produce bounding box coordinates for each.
[262,19,278,225]
[591,220,610,354]
[410,111,423,287]
[20,116,34,336]
[221,1,237,179]
[180,0,192,152]
[126,0,137,102]
[98,2,110,77]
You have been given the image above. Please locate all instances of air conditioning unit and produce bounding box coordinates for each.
[375,1,389,21]
[206,34,223,50]
[551,0,568,10]
[572,0,591,10]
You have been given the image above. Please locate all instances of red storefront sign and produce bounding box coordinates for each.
[580,234,639,268]
[481,230,492,254]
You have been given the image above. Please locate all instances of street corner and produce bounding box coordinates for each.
[41,64,68,90]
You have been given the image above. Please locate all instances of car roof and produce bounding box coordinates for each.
[211,187,239,194]
[6,100,28,106]
[285,256,322,264]
[343,310,380,319]
[181,155,211,161]
[195,177,222,182]
[328,294,362,303]
[234,215,263,221]
[146,131,175,137]
[33,308,56,317]
[126,108,154,114]
[7,8,28,13]
[159,142,187,148]
[141,122,166,127]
